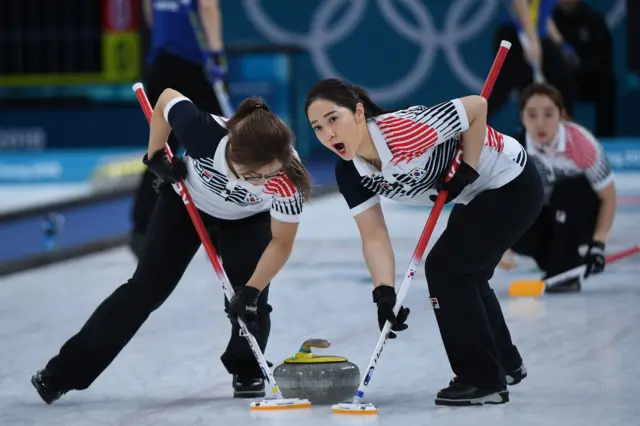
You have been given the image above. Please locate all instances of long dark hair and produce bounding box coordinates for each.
[226,97,311,200]
[304,78,389,119]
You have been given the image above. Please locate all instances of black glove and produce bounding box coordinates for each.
[429,161,479,203]
[227,286,260,336]
[584,241,605,278]
[143,150,187,192]
[372,285,410,339]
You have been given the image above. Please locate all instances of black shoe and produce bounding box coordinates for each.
[506,363,527,385]
[233,375,265,398]
[31,369,67,404]
[435,381,508,406]
[546,277,581,293]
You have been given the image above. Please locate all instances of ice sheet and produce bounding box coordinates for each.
[1,186,639,426]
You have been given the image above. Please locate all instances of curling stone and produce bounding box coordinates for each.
[273,339,360,405]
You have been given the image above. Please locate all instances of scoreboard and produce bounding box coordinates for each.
[0,0,141,86]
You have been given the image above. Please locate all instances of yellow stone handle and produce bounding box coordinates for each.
[298,339,330,353]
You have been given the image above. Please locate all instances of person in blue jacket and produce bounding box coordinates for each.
[130,0,228,258]
[488,0,578,121]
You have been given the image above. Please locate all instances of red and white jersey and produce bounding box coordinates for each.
[164,97,303,222]
[335,99,527,216]
[524,121,614,193]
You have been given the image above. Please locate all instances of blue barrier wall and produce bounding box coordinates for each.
[0,138,638,267]
[0,139,639,185]
[0,149,143,183]
[0,196,133,263]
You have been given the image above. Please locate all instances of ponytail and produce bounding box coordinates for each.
[227,97,268,131]
[283,155,312,201]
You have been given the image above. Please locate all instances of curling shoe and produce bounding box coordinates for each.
[31,368,68,404]
[435,381,509,406]
[233,375,265,398]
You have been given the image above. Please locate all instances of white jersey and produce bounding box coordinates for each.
[335,99,528,216]
[524,121,614,201]
[163,97,303,222]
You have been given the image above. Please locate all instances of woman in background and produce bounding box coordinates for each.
[499,83,616,292]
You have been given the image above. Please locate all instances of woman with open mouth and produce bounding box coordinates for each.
[305,78,544,407]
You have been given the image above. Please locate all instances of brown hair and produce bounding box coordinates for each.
[305,78,390,119]
[519,83,568,119]
[226,97,312,200]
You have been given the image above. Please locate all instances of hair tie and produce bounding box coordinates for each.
[255,104,262,109]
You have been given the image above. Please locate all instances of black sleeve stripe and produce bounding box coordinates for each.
[272,196,303,216]
[514,145,527,167]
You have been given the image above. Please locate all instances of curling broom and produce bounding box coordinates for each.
[508,244,640,297]
[132,83,310,411]
[331,40,513,415]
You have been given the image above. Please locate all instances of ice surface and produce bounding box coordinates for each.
[1,185,640,425]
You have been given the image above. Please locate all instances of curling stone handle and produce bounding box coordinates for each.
[299,339,331,353]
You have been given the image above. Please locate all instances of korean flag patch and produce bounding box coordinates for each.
[409,167,426,180]
[244,192,262,205]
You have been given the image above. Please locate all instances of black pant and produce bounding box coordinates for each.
[489,24,578,119]
[132,51,222,238]
[425,158,543,389]
[46,187,272,390]
[511,175,600,277]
